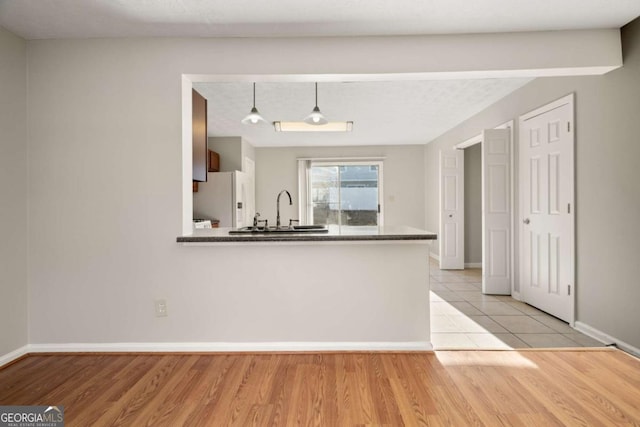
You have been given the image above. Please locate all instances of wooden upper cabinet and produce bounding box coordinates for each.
[192,89,208,182]
[208,150,220,172]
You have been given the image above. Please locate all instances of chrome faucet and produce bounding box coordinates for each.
[276,190,292,229]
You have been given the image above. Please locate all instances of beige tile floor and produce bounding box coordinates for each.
[430,259,605,350]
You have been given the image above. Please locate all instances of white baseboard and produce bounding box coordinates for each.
[0,345,29,368]
[574,321,640,357]
[27,341,433,353]
[430,253,481,270]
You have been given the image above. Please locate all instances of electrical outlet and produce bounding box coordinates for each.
[155,299,168,317]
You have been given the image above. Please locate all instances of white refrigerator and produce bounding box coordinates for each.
[193,171,255,228]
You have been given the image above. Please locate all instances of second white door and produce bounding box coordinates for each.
[482,128,511,294]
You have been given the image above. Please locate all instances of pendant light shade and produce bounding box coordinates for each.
[241,83,266,125]
[304,83,328,125]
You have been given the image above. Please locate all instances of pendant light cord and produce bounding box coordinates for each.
[315,82,318,107]
[253,82,256,109]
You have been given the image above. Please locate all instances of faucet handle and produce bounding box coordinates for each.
[289,219,300,227]
[253,212,261,227]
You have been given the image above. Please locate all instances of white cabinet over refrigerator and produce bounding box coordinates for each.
[193,171,255,228]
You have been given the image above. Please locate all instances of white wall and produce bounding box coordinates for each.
[464,144,482,264]
[208,136,255,172]
[242,138,255,167]
[425,18,640,348]
[0,27,28,358]
[255,145,425,228]
[23,29,623,346]
[208,136,242,172]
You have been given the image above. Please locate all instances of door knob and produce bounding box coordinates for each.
[523,218,530,225]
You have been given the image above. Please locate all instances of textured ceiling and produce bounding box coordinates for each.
[4,1,633,148]
[193,79,532,147]
[1,0,639,39]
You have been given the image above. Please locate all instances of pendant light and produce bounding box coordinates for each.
[241,82,266,125]
[303,82,328,125]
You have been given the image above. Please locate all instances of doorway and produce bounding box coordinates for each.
[307,161,383,226]
[439,123,514,295]
[464,144,482,269]
[298,159,384,227]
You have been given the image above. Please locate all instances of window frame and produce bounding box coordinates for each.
[298,158,384,226]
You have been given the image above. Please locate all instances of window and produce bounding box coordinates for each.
[298,159,383,226]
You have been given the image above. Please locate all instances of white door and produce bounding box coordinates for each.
[482,128,511,294]
[519,95,574,322]
[439,149,464,269]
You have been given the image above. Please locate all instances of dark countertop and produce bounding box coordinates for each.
[177,225,437,243]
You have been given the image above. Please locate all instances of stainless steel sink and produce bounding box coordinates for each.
[229,225,328,234]
[290,225,326,230]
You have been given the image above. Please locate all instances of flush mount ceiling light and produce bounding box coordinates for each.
[241,82,266,125]
[273,121,353,132]
[303,82,328,125]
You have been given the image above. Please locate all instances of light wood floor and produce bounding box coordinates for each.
[1,350,639,426]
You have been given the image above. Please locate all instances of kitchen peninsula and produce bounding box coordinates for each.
[177,226,436,351]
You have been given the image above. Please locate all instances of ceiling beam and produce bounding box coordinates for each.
[177,29,623,82]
